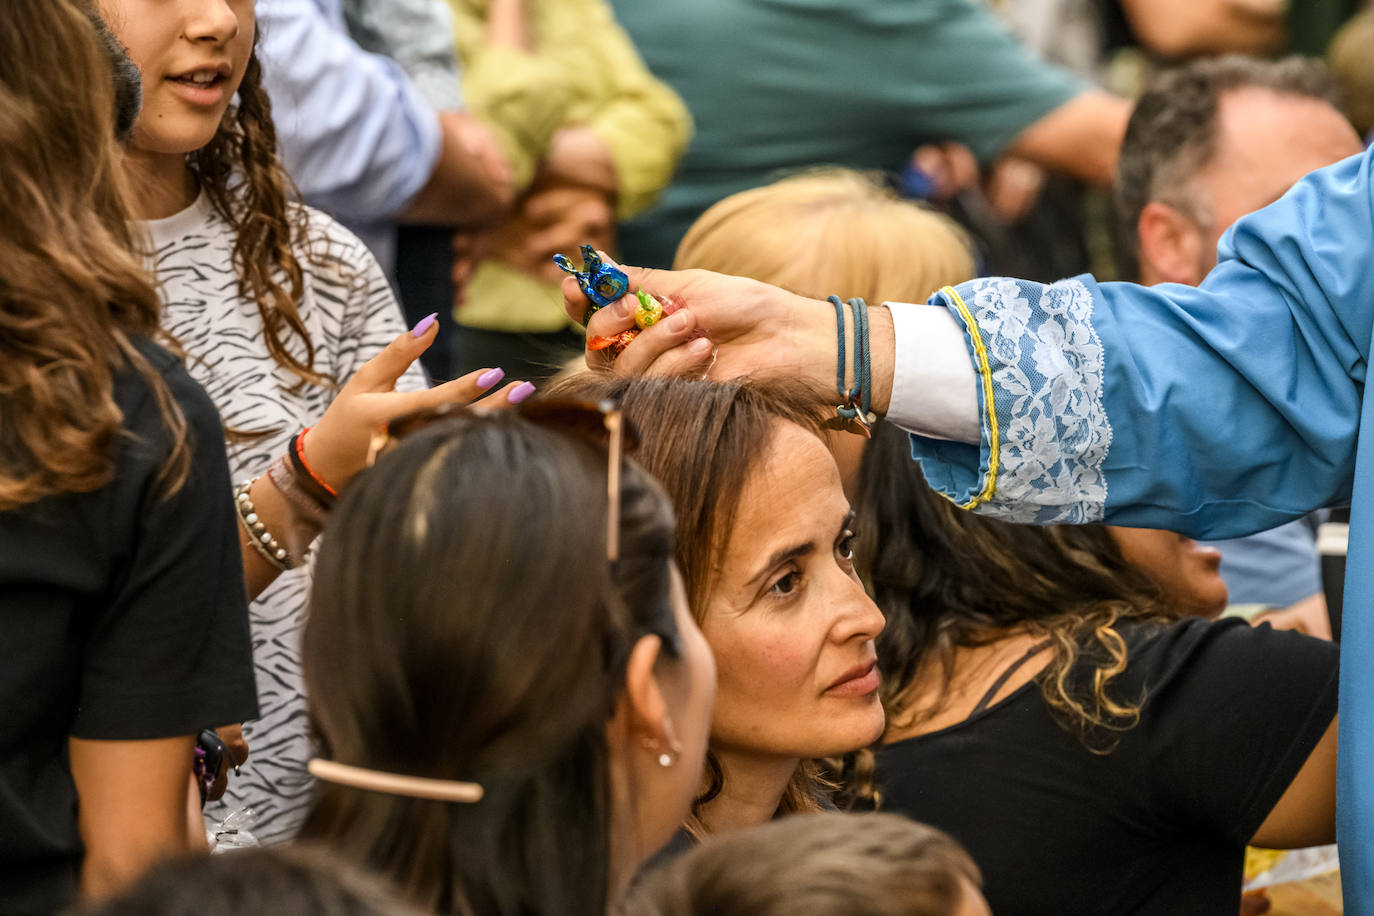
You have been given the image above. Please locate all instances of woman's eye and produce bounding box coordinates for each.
[836,531,856,562]
[769,570,802,598]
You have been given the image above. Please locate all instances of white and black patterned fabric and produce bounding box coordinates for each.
[144,194,425,845]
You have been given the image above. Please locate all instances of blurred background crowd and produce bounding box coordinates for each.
[2,0,1371,914]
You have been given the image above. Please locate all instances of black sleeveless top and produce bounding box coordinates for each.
[876,617,1336,915]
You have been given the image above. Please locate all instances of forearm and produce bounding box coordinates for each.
[486,0,533,50]
[1005,90,1130,187]
[71,736,198,900]
[543,126,619,195]
[398,111,514,225]
[238,473,322,602]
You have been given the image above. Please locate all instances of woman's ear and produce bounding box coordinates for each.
[618,634,675,752]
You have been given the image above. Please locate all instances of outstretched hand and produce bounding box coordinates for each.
[563,261,831,379]
[302,317,532,492]
[561,257,895,415]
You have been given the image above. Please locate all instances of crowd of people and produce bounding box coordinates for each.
[3,0,1372,914]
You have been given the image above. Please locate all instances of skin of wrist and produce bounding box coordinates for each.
[299,428,349,496]
[867,304,895,416]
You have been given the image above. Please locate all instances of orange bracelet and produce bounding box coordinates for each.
[294,427,339,499]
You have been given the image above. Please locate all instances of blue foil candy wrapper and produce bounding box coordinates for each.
[554,245,630,316]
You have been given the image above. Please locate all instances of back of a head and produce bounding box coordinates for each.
[70,847,420,916]
[625,812,983,916]
[1113,55,1340,279]
[301,412,680,915]
[674,169,975,304]
[0,0,176,511]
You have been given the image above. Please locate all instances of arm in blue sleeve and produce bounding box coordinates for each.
[912,150,1372,538]
[255,0,442,222]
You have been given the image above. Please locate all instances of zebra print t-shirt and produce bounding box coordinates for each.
[145,193,426,845]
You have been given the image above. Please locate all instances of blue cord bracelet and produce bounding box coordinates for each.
[829,295,854,419]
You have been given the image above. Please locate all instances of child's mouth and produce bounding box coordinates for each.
[169,71,226,88]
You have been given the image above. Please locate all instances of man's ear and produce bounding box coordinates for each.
[617,634,674,751]
[1137,201,1207,286]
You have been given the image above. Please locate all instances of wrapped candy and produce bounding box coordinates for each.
[633,288,664,329]
[587,289,666,357]
[553,245,630,317]
[554,246,670,359]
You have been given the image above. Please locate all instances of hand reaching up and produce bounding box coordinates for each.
[302,314,533,492]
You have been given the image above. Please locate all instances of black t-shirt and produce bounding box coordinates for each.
[875,617,1337,916]
[0,339,258,915]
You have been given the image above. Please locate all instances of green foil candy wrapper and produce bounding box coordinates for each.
[634,288,664,330]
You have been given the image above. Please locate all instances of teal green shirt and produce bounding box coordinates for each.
[611,0,1086,268]
[1287,0,1363,56]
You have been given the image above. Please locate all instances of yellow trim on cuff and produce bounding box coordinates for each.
[941,286,998,509]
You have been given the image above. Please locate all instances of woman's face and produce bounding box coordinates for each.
[1106,526,1229,617]
[701,421,886,761]
[99,0,254,157]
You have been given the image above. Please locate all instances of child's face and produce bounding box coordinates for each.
[100,0,254,158]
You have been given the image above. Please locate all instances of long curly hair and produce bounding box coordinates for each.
[855,422,1177,754]
[0,0,188,511]
[190,39,325,391]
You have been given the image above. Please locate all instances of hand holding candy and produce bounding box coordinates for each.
[554,246,669,357]
[559,258,897,417]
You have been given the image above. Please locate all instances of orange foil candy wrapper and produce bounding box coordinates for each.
[587,289,668,358]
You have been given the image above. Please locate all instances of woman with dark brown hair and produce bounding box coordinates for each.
[854,421,1337,915]
[548,375,887,851]
[297,407,715,914]
[97,0,534,842]
[0,0,258,909]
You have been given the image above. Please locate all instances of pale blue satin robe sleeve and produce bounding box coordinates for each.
[910,149,1372,911]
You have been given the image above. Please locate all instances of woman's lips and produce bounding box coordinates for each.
[826,662,879,698]
[166,70,228,107]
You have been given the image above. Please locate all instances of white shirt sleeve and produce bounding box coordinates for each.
[883,301,980,445]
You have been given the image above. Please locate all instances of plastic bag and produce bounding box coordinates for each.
[207,807,260,853]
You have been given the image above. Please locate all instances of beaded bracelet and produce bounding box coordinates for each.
[235,479,300,572]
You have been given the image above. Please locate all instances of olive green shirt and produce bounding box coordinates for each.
[448,0,691,331]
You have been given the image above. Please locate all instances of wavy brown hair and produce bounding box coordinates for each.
[855,422,1177,755]
[190,38,325,391]
[548,374,839,831]
[0,0,188,511]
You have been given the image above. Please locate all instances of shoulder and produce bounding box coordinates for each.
[1116,616,1338,707]
[120,337,224,444]
[294,203,385,279]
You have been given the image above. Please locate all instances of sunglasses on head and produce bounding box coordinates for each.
[371,398,639,563]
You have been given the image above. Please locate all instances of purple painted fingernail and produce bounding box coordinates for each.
[410,312,439,338]
[477,367,505,388]
[507,381,536,404]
